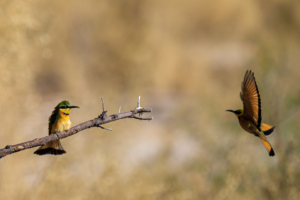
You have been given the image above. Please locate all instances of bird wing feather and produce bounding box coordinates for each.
[240,70,262,131]
[48,105,60,135]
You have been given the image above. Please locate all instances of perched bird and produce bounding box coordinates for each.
[227,70,275,156]
[34,100,79,156]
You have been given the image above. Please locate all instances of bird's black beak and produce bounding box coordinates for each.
[69,106,80,109]
[226,110,234,113]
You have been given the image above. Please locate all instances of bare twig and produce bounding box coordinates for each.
[98,126,113,131]
[0,99,152,159]
[131,114,152,120]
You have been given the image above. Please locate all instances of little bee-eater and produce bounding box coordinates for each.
[227,70,275,156]
[34,100,79,156]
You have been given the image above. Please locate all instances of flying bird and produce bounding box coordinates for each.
[34,100,79,156]
[227,70,275,156]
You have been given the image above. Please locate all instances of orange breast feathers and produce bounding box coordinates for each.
[238,117,255,134]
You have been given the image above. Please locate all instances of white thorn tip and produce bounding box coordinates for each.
[136,96,142,109]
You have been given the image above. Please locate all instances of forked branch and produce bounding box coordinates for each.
[0,97,152,159]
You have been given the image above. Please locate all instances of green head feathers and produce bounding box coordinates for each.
[57,100,79,109]
[58,100,71,108]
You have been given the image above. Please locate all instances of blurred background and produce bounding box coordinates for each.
[0,0,300,199]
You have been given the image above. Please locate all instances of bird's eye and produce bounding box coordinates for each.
[64,105,67,108]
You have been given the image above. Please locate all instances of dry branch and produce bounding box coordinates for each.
[0,106,152,159]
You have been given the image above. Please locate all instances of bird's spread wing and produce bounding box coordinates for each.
[240,70,262,130]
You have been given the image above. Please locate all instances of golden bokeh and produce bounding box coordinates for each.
[0,0,300,199]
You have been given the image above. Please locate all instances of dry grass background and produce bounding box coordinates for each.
[0,0,300,199]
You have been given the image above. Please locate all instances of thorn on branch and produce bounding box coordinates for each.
[136,96,142,109]
[135,96,143,116]
[101,97,105,111]
[118,106,121,113]
[98,97,108,119]
[98,125,113,131]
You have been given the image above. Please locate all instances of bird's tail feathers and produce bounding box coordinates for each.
[256,131,275,157]
[34,140,66,156]
[261,123,275,136]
